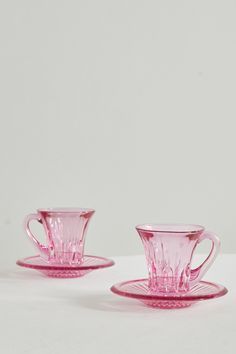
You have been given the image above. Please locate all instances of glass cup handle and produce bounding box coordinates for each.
[190,231,220,287]
[24,213,48,256]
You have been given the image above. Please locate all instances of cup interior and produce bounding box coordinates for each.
[136,224,204,234]
[38,208,95,215]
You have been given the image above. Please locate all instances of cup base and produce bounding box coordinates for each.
[148,280,190,295]
[48,252,84,266]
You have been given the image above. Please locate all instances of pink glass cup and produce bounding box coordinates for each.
[136,224,220,294]
[24,208,95,264]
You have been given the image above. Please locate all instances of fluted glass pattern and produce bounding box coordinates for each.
[40,209,95,264]
[136,224,205,293]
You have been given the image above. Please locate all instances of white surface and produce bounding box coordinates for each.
[0,254,235,354]
[1,1,236,264]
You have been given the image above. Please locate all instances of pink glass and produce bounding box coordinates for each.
[24,208,95,264]
[17,255,114,278]
[111,279,227,309]
[136,224,220,293]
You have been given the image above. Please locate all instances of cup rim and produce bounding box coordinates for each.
[37,208,95,214]
[136,223,205,234]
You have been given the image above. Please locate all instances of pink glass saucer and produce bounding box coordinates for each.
[17,255,114,278]
[111,279,227,309]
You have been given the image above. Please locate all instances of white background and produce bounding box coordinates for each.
[1,254,235,354]
[0,0,236,266]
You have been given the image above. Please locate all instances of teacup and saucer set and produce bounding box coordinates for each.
[111,224,228,309]
[17,208,114,278]
[17,211,228,309]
